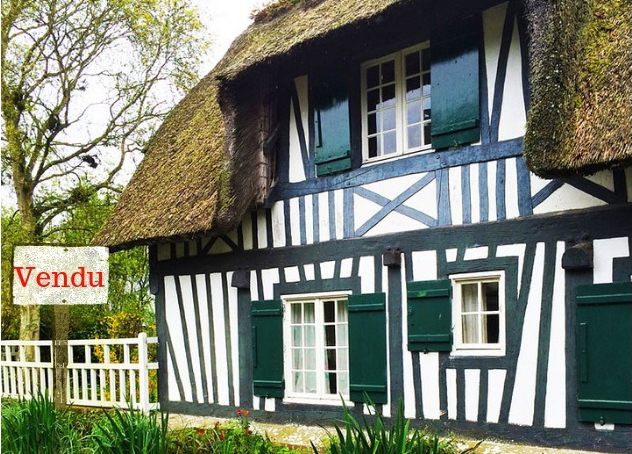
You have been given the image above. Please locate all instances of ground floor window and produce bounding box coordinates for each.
[283,293,349,402]
[450,271,505,356]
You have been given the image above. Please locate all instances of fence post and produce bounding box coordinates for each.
[138,332,150,414]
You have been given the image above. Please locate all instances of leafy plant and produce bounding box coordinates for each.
[313,398,457,454]
[1,392,81,453]
[92,406,169,454]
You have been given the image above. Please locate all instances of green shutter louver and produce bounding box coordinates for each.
[313,77,352,176]
[251,299,284,398]
[347,293,387,404]
[576,282,632,424]
[407,280,452,352]
[431,17,480,150]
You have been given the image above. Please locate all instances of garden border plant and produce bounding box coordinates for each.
[311,395,458,454]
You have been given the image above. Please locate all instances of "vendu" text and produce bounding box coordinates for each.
[13,266,105,288]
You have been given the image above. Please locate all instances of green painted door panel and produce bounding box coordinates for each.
[313,77,352,176]
[431,17,480,150]
[407,280,452,352]
[251,299,285,398]
[347,293,388,403]
[576,282,632,424]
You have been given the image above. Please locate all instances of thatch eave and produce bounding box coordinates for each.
[523,0,632,178]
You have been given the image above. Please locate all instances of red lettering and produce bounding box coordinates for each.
[87,271,104,288]
[14,266,103,288]
[13,266,35,287]
[71,267,86,287]
[51,271,69,287]
[36,272,51,287]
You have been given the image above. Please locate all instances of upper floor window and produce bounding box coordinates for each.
[361,43,432,162]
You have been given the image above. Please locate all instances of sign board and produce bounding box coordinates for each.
[13,246,109,305]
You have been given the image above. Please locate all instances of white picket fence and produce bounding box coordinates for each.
[0,333,159,412]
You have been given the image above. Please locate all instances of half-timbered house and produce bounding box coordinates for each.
[95,0,632,450]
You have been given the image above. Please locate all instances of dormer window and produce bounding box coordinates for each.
[312,17,480,176]
[361,43,432,162]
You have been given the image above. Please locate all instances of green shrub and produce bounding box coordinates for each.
[314,399,457,454]
[91,406,169,454]
[1,392,81,454]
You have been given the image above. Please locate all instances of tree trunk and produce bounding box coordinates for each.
[13,165,41,350]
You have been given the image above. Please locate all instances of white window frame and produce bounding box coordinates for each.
[450,271,506,357]
[281,290,351,405]
[361,41,432,164]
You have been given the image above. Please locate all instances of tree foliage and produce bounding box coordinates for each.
[1,193,155,340]
[1,0,209,340]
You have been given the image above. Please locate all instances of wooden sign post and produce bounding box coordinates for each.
[52,305,70,408]
[13,246,109,409]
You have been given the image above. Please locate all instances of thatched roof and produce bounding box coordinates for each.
[93,72,235,250]
[523,0,632,178]
[214,0,402,81]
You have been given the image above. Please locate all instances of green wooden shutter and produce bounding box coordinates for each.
[407,280,452,352]
[430,18,480,149]
[348,293,387,403]
[576,282,632,424]
[251,299,284,398]
[313,77,352,176]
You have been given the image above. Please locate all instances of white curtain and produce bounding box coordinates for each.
[461,284,479,343]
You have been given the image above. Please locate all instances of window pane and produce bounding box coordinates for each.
[422,72,431,96]
[339,372,349,395]
[293,372,303,393]
[423,97,431,121]
[382,108,396,131]
[382,84,396,108]
[461,284,478,312]
[368,136,379,158]
[324,301,335,323]
[326,372,337,394]
[382,60,395,83]
[337,301,348,322]
[383,131,397,154]
[326,348,337,370]
[305,348,316,370]
[336,324,348,347]
[484,314,500,343]
[367,113,377,135]
[325,325,336,346]
[482,282,499,311]
[405,51,420,75]
[291,304,301,324]
[292,326,302,346]
[292,348,302,369]
[422,48,430,71]
[462,314,479,343]
[423,123,432,145]
[338,348,348,370]
[407,100,421,125]
[304,325,315,347]
[406,77,421,101]
[304,302,315,322]
[367,65,379,88]
[305,372,317,393]
[408,125,421,149]
[367,88,380,112]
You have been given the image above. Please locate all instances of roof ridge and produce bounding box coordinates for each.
[250,0,326,24]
